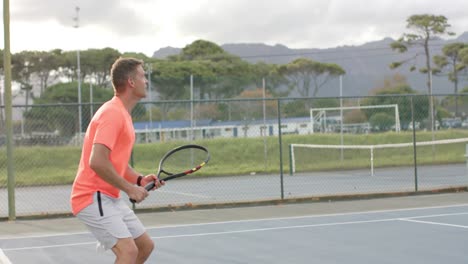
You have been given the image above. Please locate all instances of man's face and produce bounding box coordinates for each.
[131,65,148,98]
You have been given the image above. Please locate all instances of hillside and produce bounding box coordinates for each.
[153,33,468,97]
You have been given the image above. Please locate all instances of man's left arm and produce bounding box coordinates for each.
[124,165,164,189]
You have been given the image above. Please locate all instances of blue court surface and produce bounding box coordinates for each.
[1,193,468,264]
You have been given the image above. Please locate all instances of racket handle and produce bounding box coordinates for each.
[144,182,156,190]
[129,182,156,203]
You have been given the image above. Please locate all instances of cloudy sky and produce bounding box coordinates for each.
[1,0,468,56]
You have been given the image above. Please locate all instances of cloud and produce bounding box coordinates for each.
[175,0,468,48]
[2,0,468,54]
[10,0,153,36]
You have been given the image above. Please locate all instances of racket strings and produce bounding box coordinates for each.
[161,148,208,174]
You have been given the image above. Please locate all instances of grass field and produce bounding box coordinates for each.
[1,130,468,187]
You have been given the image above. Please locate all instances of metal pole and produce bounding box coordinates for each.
[147,64,153,141]
[89,77,93,118]
[74,6,83,137]
[411,97,418,191]
[428,70,435,161]
[340,75,344,162]
[4,0,16,221]
[190,74,194,141]
[277,100,284,200]
[262,78,268,170]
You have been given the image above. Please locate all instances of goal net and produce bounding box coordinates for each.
[289,138,468,176]
[310,104,401,133]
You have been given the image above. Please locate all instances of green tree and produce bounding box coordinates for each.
[169,40,253,99]
[390,14,454,131]
[363,75,429,128]
[151,60,196,120]
[461,47,468,65]
[178,40,225,61]
[11,51,36,109]
[277,58,345,98]
[277,58,344,117]
[79,48,121,86]
[231,88,277,120]
[251,62,289,97]
[283,97,340,119]
[62,48,121,87]
[152,60,198,100]
[121,52,150,61]
[369,113,395,132]
[30,50,64,93]
[25,82,114,136]
[433,42,468,116]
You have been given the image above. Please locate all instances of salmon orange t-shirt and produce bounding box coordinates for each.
[70,96,135,215]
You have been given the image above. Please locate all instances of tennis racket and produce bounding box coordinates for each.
[130,144,210,203]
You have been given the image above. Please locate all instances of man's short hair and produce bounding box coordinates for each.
[110,57,144,93]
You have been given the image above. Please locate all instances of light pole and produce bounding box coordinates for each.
[147,64,153,130]
[90,74,93,118]
[73,6,83,137]
[190,74,194,141]
[4,0,16,221]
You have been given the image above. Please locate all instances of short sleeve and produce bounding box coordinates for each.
[93,108,123,150]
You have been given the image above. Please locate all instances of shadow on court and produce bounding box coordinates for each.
[1,192,468,264]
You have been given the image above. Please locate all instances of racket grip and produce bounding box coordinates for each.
[144,182,156,190]
[129,182,156,203]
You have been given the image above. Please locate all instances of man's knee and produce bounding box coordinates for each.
[141,239,154,256]
[135,233,155,261]
[113,238,139,261]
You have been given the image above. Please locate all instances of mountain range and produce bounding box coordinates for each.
[152,32,468,97]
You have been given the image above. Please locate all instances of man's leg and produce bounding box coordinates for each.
[112,237,139,264]
[134,232,155,264]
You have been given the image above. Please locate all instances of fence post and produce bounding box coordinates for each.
[277,99,284,200]
[289,144,293,176]
[130,150,136,210]
[411,96,418,191]
[464,144,468,173]
[3,0,16,221]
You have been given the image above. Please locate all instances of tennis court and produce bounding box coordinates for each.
[1,192,468,263]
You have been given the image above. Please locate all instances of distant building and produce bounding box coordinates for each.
[133,117,314,143]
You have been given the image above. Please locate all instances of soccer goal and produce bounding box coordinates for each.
[289,138,468,176]
[310,104,401,133]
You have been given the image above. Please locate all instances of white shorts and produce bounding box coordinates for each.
[76,191,146,251]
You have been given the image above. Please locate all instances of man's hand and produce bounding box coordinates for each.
[140,174,165,190]
[127,185,149,203]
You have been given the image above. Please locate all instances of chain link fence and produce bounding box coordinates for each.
[2,94,468,218]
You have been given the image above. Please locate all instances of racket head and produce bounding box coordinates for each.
[133,144,210,202]
[156,144,210,182]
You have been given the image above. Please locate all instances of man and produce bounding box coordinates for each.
[71,57,164,264]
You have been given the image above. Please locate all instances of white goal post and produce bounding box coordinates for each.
[310,104,401,133]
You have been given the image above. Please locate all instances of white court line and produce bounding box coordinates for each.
[2,241,95,252]
[399,218,468,229]
[5,209,468,252]
[2,203,468,240]
[157,189,212,198]
[2,217,399,251]
[0,248,13,264]
[150,218,396,239]
[144,203,468,229]
[404,212,468,220]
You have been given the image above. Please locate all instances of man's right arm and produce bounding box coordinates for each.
[89,143,148,203]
